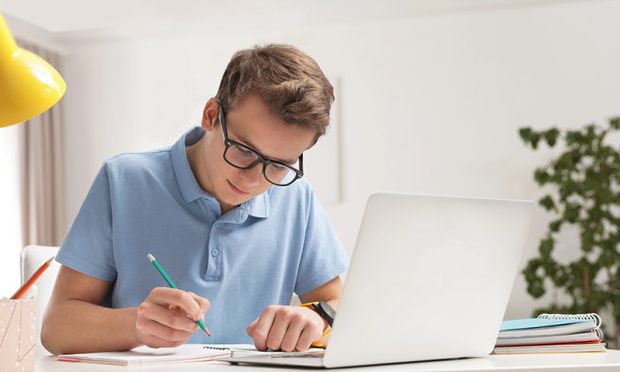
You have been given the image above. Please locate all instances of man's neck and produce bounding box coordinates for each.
[185,139,235,215]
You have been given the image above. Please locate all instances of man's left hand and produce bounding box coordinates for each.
[247,305,326,352]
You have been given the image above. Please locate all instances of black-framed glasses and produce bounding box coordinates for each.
[217,104,304,187]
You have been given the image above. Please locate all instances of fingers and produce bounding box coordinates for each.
[149,287,206,321]
[136,287,211,347]
[187,291,210,316]
[137,316,196,342]
[140,332,187,349]
[138,301,198,333]
[248,307,276,351]
[296,326,320,351]
[265,310,290,351]
[280,315,305,352]
[246,318,258,340]
[248,306,325,352]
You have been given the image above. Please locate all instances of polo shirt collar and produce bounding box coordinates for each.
[240,191,270,219]
[171,126,270,219]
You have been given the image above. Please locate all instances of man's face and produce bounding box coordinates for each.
[197,94,315,213]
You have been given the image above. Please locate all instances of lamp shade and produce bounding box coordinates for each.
[0,13,66,128]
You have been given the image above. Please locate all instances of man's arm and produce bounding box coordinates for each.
[42,265,209,355]
[41,266,140,355]
[298,275,342,309]
[298,276,342,347]
[247,276,343,352]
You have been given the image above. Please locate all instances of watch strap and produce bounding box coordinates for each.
[299,301,335,348]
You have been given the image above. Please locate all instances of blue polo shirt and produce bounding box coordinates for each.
[56,126,349,344]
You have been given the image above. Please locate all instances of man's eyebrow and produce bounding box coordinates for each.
[232,132,298,165]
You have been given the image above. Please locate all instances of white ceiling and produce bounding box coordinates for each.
[1,0,593,36]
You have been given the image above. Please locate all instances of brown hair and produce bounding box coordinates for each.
[216,44,334,144]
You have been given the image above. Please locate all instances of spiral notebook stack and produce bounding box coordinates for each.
[493,313,607,354]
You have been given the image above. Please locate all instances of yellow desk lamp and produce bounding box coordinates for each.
[0,12,66,128]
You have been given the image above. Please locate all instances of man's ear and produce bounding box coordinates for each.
[201,97,220,131]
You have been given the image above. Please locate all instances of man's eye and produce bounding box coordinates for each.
[270,163,293,174]
[236,145,254,155]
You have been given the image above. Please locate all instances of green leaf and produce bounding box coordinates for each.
[519,127,533,143]
[553,266,569,286]
[585,125,597,143]
[530,133,541,149]
[539,195,556,211]
[534,169,550,185]
[549,220,563,232]
[566,130,583,146]
[580,230,595,253]
[543,128,560,147]
[598,249,616,268]
[527,280,546,298]
[539,236,555,258]
[564,204,581,223]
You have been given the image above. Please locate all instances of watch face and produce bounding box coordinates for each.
[318,301,336,322]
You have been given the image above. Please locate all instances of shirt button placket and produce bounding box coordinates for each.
[205,222,222,281]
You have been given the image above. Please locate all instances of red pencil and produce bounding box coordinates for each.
[10,256,55,300]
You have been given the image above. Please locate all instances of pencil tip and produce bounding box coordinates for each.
[147,253,155,262]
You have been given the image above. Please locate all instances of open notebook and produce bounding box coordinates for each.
[58,344,324,366]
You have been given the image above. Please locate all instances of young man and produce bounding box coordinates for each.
[41,44,349,355]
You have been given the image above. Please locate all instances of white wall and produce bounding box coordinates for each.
[0,125,23,297]
[52,0,620,318]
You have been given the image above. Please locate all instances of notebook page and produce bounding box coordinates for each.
[58,344,230,366]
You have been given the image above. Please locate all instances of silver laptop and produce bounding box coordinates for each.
[225,193,534,368]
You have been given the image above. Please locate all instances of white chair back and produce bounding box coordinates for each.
[20,245,60,332]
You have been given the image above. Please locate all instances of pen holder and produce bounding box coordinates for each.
[0,298,36,372]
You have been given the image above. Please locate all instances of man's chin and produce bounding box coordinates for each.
[221,190,255,207]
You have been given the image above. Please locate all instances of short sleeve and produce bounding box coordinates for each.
[294,187,350,296]
[56,163,117,281]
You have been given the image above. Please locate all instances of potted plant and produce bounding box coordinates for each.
[519,117,620,347]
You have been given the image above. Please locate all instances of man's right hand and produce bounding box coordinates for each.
[135,287,210,348]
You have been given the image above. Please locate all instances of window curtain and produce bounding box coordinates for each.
[16,38,66,247]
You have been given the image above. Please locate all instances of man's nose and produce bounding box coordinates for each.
[239,162,263,186]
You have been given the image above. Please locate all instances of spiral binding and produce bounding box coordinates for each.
[595,328,604,340]
[538,313,602,328]
[203,345,230,351]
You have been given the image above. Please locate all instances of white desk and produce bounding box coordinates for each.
[36,346,620,371]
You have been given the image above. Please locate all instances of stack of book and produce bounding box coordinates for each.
[493,313,607,354]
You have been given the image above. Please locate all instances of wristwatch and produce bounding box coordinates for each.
[300,300,336,328]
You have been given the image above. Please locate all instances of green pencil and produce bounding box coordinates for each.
[147,253,211,336]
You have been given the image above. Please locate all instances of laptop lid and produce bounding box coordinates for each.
[322,193,534,368]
